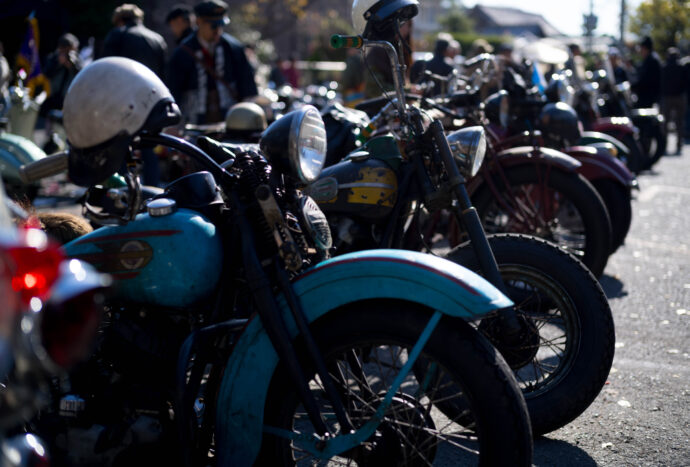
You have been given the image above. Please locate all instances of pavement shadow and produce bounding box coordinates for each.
[599,274,627,299]
[533,436,598,466]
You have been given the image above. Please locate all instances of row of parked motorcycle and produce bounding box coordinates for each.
[1,1,671,464]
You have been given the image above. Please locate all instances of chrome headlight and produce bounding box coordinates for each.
[289,106,327,183]
[484,91,509,128]
[299,194,332,251]
[446,126,486,178]
[260,105,327,184]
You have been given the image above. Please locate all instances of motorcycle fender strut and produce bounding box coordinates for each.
[214,249,512,465]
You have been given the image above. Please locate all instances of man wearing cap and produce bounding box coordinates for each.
[167,0,258,124]
[633,36,662,108]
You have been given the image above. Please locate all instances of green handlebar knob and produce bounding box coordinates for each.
[330,35,363,49]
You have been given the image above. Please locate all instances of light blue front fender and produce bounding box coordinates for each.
[215,249,512,465]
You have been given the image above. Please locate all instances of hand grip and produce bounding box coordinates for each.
[19,152,69,183]
[330,35,363,49]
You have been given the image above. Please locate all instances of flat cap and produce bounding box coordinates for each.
[194,0,229,25]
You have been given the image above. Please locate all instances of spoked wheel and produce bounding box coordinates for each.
[472,165,612,277]
[445,234,615,435]
[259,301,532,466]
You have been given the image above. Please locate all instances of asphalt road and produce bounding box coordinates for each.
[534,136,690,466]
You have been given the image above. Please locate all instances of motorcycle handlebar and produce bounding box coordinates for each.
[330,35,363,49]
[19,152,69,184]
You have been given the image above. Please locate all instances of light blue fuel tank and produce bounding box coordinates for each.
[63,208,223,308]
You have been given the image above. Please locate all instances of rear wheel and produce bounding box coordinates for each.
[472,166,612,277]
[259,301,533,466]
[445,234,615,435]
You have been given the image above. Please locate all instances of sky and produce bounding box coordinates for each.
[461,0,645,38]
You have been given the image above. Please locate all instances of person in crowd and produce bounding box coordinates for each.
[608,47,630,84]
[0,42,11,114]
[101,3,167,79]
[167,0,258,124]
[363,19,413,99]
[166,4,195,45]
[681,52,690,143]
[281,54,300,88]
[632,36,662,109]
[468,38,493,58]
[342,47,365,107]
[565,43,586,84]
[410,32,458,90]
[268,57,287,87]
[101,4,167,186]
[41,33,82,116]
[661,47,687,154]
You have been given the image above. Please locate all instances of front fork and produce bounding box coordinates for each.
[427,120,523,336]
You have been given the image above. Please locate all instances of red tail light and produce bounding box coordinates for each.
[6,229,64,306]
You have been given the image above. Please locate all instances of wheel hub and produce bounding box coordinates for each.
[480,314,540,369]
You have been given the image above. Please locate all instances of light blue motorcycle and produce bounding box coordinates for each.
[21,99,532,465]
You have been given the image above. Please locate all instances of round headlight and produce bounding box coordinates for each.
[446,126,486,178]
[260,105,327,183]
[289,106,327,183]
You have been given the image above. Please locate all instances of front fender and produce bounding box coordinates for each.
[215,249,512,466]
[565,145,636,188]
[0,133,46,182]
[579,131,630,157]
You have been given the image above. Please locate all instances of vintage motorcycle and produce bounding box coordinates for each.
[0,184,110,465]
[303,3,615,436]
[347,59,614,277]
[19,56,532,465]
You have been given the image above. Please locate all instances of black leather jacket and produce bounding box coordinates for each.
[101,21,167,79]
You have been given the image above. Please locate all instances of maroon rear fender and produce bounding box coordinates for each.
[565,146,636,188]
[467,146,581,194]
[591,117,636,136]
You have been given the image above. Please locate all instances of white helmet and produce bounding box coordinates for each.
[351,0,419,38]
[62,57,180,186]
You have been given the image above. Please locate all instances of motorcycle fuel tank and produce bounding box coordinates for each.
[63,208,223,308]
[306,135,401,220]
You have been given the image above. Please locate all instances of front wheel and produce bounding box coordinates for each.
[445,234,615,435]
[591,179,632,253]
[259,301,533,466]
[472,165,612,277]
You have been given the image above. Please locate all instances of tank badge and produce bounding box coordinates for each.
[70,240,153,279]
[304,177,338,204]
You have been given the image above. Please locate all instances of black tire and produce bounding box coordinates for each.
[445,234,615,435]
[259,300,533,466]
[591,179,632,253]
[619,133,650,174]
[472,165,612,277]
[639,122,666,168]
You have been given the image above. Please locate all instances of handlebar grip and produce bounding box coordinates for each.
[330,35,363,49]
[19,152,69,183]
